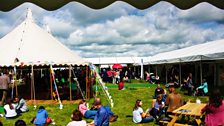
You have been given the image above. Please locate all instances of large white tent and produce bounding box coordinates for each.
[147,39,224,64]
[0,9,87,67]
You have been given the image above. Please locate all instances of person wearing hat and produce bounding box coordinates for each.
[165,84,183,118]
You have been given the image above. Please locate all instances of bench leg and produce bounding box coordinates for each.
[168,116,178,126]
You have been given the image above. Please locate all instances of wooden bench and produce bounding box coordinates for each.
[159,121,192,126]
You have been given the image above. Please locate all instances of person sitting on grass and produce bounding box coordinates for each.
[67,109,87,126]
[15,119,27,126]
[78,99,97,119]
[133,99,154,123]
[88,98,110,126]
[149,94,165,122]
[4,98,17,119]
[196,79,208,96]
[153,84,164,99]
[33,106,51,126]
[15,96,28,114]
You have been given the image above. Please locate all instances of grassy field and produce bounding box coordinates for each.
[0,80,208,126]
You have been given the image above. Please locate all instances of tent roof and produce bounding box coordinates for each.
[0,0,224,11]
[0,9,88,67]
[85,57,147,65]
[148,39,224,64]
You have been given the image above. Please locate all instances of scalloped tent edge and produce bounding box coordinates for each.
[0,0,224,12]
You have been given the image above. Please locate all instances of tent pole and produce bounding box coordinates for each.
[31,65,36,106]
[86,66,89,99]
[179,61,182,85]
[200,56,203,84]
[214,63,217,87]
[30,67,33,100]
[140,58,144,80]
[50,66,53,100]
[165,64,167,84]
[69,65,72,101]
[156,65,158,75]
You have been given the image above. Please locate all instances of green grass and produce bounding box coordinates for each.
[0,80,209,126]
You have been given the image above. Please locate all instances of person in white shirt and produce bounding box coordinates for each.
[4,98,17,119]
[15,96,28,114]
[67,109,87,126]
[133,99,154,123]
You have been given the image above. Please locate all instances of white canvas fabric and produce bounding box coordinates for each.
[147,39,224,64]
[0,9,87,67]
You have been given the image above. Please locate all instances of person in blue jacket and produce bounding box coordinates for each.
[34,106,50,126]
[196,79,208,96]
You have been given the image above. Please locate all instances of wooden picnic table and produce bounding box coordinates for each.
[168,102,206,126]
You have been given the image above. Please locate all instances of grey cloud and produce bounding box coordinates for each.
[64,2,129,26]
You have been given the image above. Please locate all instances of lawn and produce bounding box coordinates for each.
[0,80,208,126]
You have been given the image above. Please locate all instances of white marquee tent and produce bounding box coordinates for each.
[147,39,224,64]
[0,9,87,67]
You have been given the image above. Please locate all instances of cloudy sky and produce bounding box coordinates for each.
[0,2,224,58]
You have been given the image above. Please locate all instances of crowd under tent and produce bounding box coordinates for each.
[145,39,224,94]
[85,57,147,79]
[0,9,92,101]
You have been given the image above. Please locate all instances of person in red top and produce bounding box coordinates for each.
[118,81,124,90]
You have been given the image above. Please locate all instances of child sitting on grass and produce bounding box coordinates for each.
[32,106,51,126]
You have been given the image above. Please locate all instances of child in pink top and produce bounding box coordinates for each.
[201,89,224,126]
[78,99,97,119]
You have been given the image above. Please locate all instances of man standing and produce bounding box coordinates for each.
[0,70,10,106]
[88,98,110,126]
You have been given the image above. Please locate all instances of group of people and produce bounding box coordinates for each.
[2,96,53,126]
[182,73,208,96]
[3,96,28,119]
[133,82,224,126]
[145,72,160,84]
[68,98,118,126]
[132,83,182,124]
[101,68,132,84]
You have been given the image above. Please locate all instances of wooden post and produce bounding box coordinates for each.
[69,65,72,101]
[15,80,18,97]
[31,65,36,105]
[50,66,53,100]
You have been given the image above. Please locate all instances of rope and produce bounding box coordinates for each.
[71,68,86,100]
[50,65,63,109]
[89,63,114,107]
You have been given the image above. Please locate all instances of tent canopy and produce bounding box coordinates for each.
[0,9,87,67]
[0,0,224,11]
[147,39,224,64]
[85,57,147,65]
